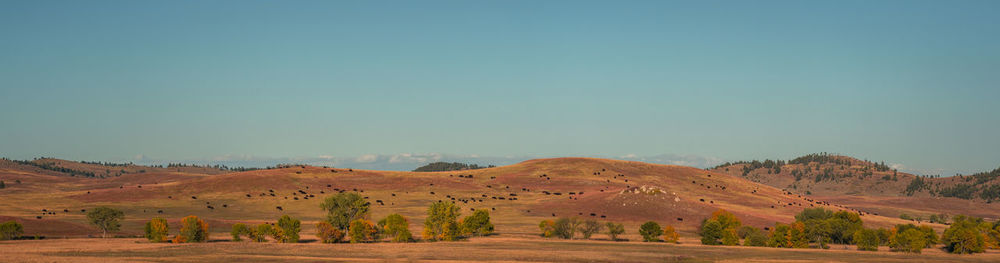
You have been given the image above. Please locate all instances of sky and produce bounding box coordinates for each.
[1,1,998,175]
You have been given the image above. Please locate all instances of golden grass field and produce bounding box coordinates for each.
[2,157,999,262]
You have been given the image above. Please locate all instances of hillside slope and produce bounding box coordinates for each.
[709,153,1000,220]
[0,157,988,239]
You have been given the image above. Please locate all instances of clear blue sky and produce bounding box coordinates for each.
[1,0,998,175]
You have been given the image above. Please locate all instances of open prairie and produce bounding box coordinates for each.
[2,157,999,262]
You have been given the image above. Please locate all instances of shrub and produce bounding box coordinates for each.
[277,215,301,243]
[230,223,249,241]
[722,228,740,246]
[853,228,880,251]
[422,201,461,241]
[380,214,412,242]
[876,228,891,245]
[553,217,580,239]
[606,222,625,241]
[663,225,680,243]
[144,218,169,243]
[918,225,939,247]
[176,215,209,243]
[578,219,603,239]
[0,221,24,240]
[460,209,494,237]
[942,215,986,254]
[890,228,926,253]
[790,221,809,248]
[701,209,743,245]
[744,228,768,247]
[87,206,124,238]
[539,220,556,238]
[349,219,376,243]
[711,209,742,230]
[316,221,345,243]
[768,223,791,247]
[639,221,663,242]
[737,226,758,239]
[700,220,723,245]
[320,192,370,230]
[250,224,272,242]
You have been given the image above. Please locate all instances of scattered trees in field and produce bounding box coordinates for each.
[460,209,494,237]
[606,222,625,241]
[316,221,345,243]
[320,192,370,230]
[639,221,663,242]
[174,215,209,243]
[144,217,169,242]
[0,221,23,240]
[87,207,124,238]
[422,201,461,241]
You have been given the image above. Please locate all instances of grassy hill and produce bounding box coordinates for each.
[1,156,994,240]
[709,153,1000,221]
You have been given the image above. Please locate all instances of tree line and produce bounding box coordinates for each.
[413,162,495,172]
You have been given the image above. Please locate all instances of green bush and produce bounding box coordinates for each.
[942,215,986,254]
[890,228,926,253]
[277,215,301,243]
[380,214,412,242]
[553,217,580,239]
[320,192,370,230]
[699,220,723,245]
[349,219,376,243]
[606,222,625,241]
[639,221,663,242]
[422,201,461,241]
[853,228,879,251]
[230,223,249,241]
[743,228,768,247]
[578,219,603,239]
[250,224,272,242]
[721,228,740,246]
[0,221,24,240]
[460,209,494,237]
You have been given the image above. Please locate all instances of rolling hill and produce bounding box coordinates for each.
[709,153,1000,221]
[1,156,996,240]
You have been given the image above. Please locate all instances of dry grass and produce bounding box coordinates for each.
[2,236,1000,263]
